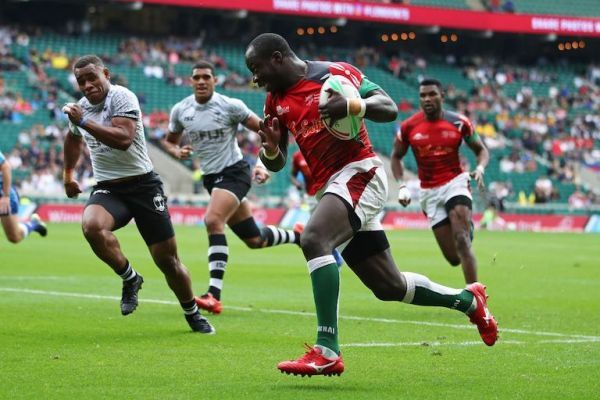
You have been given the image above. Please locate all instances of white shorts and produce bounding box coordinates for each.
[419,172,472,228]
[318,156,387,233]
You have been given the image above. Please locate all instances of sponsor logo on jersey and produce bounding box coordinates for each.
[413,132,428,141]
[276,105,289,115]
[442,130,459,139]
[92,189,111,195]
[304,94,320,107]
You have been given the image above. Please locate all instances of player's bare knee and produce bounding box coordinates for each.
[82,221,106,242]
[6,233,22,244]
[300,228,327,256]
[447,256,461,266]
[244,237,263,249]
[154,253,180,274]
[371,281,405,302]
[204,215,225,233]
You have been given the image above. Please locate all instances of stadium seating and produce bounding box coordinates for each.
[410,0,469,10]
[512,0,600,17]
[5,31,596,205]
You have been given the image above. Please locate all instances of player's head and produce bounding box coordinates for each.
[191,61,217,104]
[73,55,110,105]
[419,78,444,118]
[245,33,296,93]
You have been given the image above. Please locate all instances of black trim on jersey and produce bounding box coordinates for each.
[442,110,464,125]
[304,61,334,83]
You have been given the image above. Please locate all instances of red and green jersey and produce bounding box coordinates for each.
[398,110,476,188]
[265,61,380,194]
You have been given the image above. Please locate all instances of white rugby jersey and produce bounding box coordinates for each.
[70,84,153,182]
[168,92,255,174]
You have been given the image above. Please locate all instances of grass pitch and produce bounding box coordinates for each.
[1,224,599,399]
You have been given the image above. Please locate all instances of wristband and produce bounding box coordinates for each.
[476,165,485,175]
[261,147,281,160]
[348,98,367,118]
[63,168,75,183]
[78,117,87,127]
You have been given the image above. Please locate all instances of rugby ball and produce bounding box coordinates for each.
[319,75,363,140]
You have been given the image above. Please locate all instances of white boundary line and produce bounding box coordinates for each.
[1,287,599,342]
[345,338,600,348]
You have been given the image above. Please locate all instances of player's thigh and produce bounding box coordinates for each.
[313,157,388,248]
[206,188,242,225]
[127,179,175,246]
[446,197,473,234]
[305,193,355,248]
[84,190,131,232]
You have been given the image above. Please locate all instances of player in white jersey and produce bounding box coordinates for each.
[162,61,302,314]
[61,55,214,333]
[1,150,47,244]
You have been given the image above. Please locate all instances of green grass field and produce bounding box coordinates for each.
[1,224,599,399]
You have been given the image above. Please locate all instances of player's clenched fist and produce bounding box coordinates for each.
[397,184,411,207]
[63,169,82,199]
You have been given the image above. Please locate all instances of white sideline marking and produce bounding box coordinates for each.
[345,338,600,348]
[1,287,599,341]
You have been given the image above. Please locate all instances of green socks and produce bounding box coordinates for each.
[308,257,340,354]
[402,272,475,314]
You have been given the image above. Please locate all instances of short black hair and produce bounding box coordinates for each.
[247,33,294,60]
[419,78,442,89]
[192,61,215,75]
[73,55,104,70]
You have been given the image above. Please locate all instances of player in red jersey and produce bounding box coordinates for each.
[245,33,497,377]
[391,79,489,284]
[290,149,315,195]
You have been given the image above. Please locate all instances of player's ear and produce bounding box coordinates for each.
[103,67,110,81]
[272,51,283,64]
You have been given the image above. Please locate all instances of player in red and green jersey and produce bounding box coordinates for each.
[391,79,490,284]
[245,33,497,377]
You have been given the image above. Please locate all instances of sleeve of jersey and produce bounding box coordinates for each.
[0,151,5,165]
[358,77,382,97]
[228,98,253,125]
[264,95,275,120]
[398,121,409,143]
[168,104,183,134]
[112,89,141,120]
[461,115,478,144]
[331,62,381,97]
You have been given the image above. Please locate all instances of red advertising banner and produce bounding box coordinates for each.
[126,0,600,37]
[36,204,286,226]
[382,211,589,232]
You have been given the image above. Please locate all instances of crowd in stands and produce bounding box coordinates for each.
[1,24,598,209]
[7,122,93,196]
